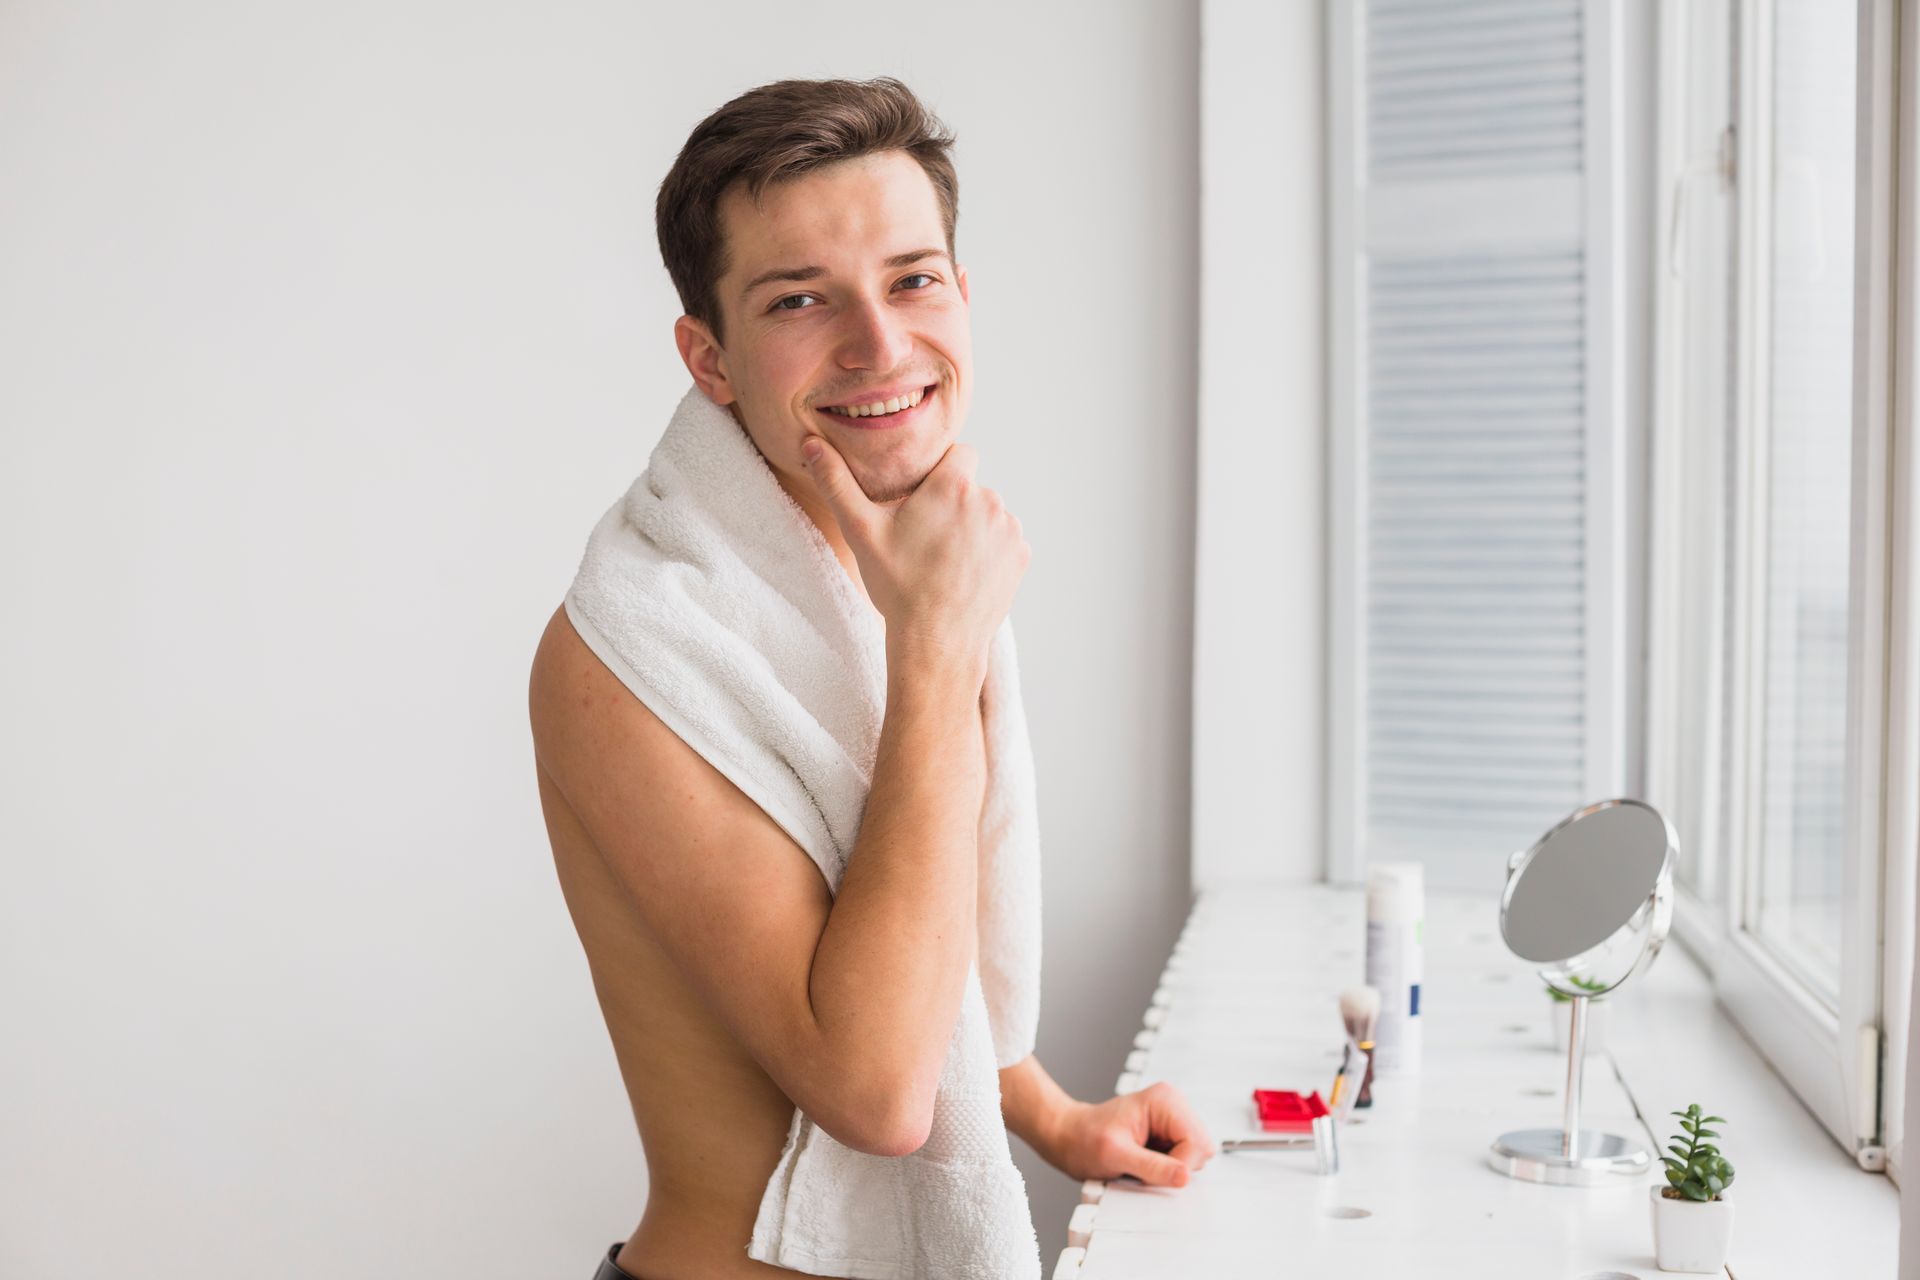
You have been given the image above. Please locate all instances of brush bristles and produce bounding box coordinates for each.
[1340,985,1382,1041]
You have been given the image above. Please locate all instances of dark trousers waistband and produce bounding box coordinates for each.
[593,1241,648,1280]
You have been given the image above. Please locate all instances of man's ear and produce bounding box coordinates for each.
[675,314,736,405]
[957,262,970,306]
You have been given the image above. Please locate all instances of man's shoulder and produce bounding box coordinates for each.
[528,602,595,725]
[531,602,663,770]
[527,601,722,808]
[528,600,823,916]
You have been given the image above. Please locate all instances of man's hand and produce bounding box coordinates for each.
[800,433,1028,683]
[1042,1081,1217,1188]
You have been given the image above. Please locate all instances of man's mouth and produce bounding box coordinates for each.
[817,383,934,426]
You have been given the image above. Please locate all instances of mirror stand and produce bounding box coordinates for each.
[1489,992,1650,1185]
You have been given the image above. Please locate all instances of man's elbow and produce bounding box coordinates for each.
[846,1113,933,1159]
[822,1076,936,1158]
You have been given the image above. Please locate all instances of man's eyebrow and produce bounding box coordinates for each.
[740,263,824,298]
[739,248,952,301]
[883,247,950,270]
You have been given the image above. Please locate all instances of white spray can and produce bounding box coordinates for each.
[1364,861,1424,1075]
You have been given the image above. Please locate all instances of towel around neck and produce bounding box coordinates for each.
[563,384,1045,1278]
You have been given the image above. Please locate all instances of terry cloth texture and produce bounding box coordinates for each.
[562,384,1044,1279]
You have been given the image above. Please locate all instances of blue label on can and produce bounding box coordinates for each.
[1409,984,1421,1017]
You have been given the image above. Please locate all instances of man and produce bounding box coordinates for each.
[527,77,1213,1279]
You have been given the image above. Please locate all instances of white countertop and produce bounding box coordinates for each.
[1054,885,1898,1278]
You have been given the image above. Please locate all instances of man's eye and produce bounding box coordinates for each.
[772,294,818,312]
[898,273,936,290]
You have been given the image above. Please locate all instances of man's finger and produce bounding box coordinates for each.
[929,439,980,487]
[1144,1090,1205,1159]
[799,434,876,531]
[1116,1143,1191,1188]
[1145,1084,1216,1166]
[1166,1135,1213,1169]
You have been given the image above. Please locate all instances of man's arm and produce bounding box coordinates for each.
[529,604,985,1157]
[998,1053,1217,1188]
[998,1052,1077,1159]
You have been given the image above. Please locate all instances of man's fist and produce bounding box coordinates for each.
[1043,1080,1216,1188]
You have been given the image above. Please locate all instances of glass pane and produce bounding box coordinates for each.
[1669,2,1738,907]
[1751,0,1856,1004]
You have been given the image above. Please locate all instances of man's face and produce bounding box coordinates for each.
[676,149,972,508]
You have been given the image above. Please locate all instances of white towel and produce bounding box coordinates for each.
[562,383,1044,1279]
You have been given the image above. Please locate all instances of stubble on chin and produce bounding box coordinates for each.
[856,449,945,507]
[857,473,918,508]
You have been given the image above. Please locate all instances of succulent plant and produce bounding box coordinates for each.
[1662,1103,1735,1202]
[1544,972,1610,1002]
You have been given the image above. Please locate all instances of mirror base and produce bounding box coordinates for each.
[1488,1128,1650,1186]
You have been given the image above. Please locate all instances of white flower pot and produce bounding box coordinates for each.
[1549,997,1609,1054]
[1649,1185,1734,1273]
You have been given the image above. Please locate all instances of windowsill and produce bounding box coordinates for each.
[1057,885,1898,1279]
[1606,913,1898,1269]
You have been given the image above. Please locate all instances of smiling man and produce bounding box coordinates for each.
[527,78,1213,1279]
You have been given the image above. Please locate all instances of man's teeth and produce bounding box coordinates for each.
[826,387,926,417]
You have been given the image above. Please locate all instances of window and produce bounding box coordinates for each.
[1312,0,1917,1175]
[1747,0,1857,1008]
[1648,0,1913,1172]
[1323,0,1632,892]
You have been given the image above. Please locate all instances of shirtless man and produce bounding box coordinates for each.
[527,78,1214,1279]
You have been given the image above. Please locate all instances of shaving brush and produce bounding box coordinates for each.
[1339,985,1382,1108]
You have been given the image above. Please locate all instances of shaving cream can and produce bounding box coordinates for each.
[1364,861,1424,1074]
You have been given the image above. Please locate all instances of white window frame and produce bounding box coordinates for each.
[1880,0,1920,1187]
[1644,0,1736,956]
[1189,0,1328,892]
[1646,0,1915,1173]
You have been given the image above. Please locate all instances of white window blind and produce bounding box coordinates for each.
[1329,0,1628,889]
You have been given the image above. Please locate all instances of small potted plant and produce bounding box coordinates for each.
[1547,973,1610,1053]
[1651,1103,1735,1273]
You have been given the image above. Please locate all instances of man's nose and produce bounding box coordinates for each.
[835,296,914,371]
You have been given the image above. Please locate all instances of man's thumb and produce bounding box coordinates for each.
[799,435,868,520]
[1119,1146,1191,1188]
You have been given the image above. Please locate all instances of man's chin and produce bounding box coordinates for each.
[860,474,923,507]
[854,459,935,507]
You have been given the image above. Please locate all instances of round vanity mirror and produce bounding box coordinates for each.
[1489,798,1677,1187]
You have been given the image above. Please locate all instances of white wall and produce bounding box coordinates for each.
[0,2,1200,1274]
[1191,0,1326,889]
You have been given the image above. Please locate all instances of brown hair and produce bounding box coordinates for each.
[655,77,959,346]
